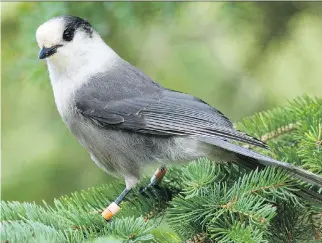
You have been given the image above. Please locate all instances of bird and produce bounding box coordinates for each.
[36,15,322,221]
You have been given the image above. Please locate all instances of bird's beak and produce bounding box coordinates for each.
[38,44,63,59]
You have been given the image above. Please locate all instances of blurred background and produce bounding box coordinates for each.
[2,2,322,203]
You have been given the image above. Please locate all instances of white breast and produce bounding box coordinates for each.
[45,36,120,123]
[52,80,77,124]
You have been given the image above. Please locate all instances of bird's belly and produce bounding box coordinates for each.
[67,120,122,175]
[64,114,227,178]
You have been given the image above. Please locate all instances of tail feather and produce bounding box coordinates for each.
[235,153,322,202]
[199,137,322,188]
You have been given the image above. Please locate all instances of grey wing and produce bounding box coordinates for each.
[75,88,268,149]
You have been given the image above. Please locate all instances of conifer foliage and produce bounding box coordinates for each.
[1,95,322,242]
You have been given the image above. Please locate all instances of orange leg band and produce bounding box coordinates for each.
[102,202,121,221]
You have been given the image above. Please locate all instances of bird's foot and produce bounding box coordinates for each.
[139,166,167,196]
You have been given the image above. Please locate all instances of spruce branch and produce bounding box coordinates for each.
[259,123,298,143]
[242,122,299,150]
[208,221,267,243]
[2,95,322,242]
[181,159,222,199]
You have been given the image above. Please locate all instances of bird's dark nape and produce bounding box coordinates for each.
[59,15,93,39]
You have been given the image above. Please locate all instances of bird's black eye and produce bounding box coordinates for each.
[63,28,75,41]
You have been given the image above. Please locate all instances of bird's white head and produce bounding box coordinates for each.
[36,16,118,80]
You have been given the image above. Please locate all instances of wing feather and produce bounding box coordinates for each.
[75,89,268,148]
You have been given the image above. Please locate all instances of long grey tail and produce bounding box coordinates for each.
[198,137,322,189]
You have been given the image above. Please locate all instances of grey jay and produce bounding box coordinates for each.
[36,16,322,220]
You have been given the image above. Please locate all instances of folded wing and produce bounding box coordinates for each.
[75,89,268,149]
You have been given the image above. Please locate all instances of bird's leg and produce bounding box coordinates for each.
[140,166,167,193]
[114,188,131,205]
[101,188,130,221]
[102,176,138,221]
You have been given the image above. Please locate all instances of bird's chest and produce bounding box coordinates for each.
[52,82,93,152]
[52,80,79,125]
